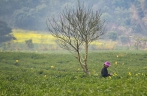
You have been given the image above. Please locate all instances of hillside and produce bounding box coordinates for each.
[0,0,147,47]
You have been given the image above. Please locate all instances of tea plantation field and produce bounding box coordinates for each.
[0,51,147,96]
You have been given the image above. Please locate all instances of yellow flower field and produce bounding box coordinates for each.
[12,29,56,44]
[12,29,117,50]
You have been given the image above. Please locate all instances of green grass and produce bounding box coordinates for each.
[0,51,147,96]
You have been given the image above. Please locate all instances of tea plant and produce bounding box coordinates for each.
[0,51,147,96]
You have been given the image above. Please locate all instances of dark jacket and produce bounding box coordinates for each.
[101,67,111,77]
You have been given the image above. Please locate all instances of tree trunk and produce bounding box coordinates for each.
[83,40,90,75]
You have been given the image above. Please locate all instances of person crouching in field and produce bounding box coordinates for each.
[101,61,112,77]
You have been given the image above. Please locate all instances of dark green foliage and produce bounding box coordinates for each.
[0,21,11,36]
[107,31,118,41]
[13,5,48,30]
[120,36,130,44]
[134,0,144,18]
[0,21,15,43]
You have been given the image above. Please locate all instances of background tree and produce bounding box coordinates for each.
[0,0,146,36]
[47,1,105,75]
[25,39,34,49]
[0,21,15,44]
[120,36,130,44]
[107,31,118,41]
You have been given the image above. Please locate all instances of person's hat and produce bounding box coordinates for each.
[104,61,110,66]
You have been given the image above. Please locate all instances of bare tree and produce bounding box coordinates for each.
[46,1,106,75]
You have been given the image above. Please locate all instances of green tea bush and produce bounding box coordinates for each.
[0,51,147,96]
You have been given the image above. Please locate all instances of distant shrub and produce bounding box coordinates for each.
[107,31,118,41]
[120,36,130,44]
[25,39,34,49]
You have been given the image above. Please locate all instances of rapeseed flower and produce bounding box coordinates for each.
[142,73,145,77]
[77,68,80,71]
[44,75,47,78]
[16,60,19,63]
[108,76,111,79]
[113,72,117,76]
[128,72,131,76]
[51,66,54,68]
[67,90,71,93]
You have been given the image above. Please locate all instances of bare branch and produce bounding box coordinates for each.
[46,1,106,75]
